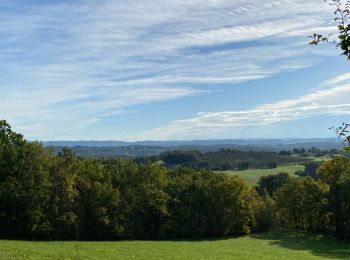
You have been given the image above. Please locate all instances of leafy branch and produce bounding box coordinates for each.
[329,123,350,151]
[310,0,350,59]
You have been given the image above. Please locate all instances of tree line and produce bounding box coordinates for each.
[1,120,350,240]
[136,149,308,171]
[262,160,350,240]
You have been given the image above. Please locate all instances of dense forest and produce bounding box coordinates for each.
[156,149,305,170]
[135,148,339,171]
[1,120,350,240]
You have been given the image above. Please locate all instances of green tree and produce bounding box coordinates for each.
[106,160,169,239]
[76,159,121,240]
[47,148,80,239]
[254,193,276,232]
[301,177,328,232]
[276,178,305,229]
[318,157,350,238]
[276,177,328,231]
[256,172,291,197]
[0,120,51,239]
[166,168,254,238]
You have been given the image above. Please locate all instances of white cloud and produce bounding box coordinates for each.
[0,0,339,139]
[141,81,350,140]
[160,18,323,50]
[324,72,350,86]
[2,85,200,139]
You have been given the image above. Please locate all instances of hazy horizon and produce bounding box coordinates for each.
[40,137,340,143]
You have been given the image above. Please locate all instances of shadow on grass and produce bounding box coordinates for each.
[251,231,350,259]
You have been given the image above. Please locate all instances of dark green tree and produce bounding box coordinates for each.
[0,120,51,239]
[76,159,121,240]
[256,172,291,197]
[276,177,327,231]
[47,148,80,239]
[318,157,350,238]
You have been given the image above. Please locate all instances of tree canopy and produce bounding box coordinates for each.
[1,121,350,240]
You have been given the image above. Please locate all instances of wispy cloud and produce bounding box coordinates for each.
[141,80,350,140]
[324,72,350,86]
[0,0,337,139]
[2,85,200,138]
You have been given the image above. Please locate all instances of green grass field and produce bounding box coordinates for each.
[0,232,349,259]
[217,164,305,186]
[302,155,333,162]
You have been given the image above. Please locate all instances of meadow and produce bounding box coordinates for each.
[1,232,349,260]
[217,164,305,186]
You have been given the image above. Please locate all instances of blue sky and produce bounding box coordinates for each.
[1,0,350,141]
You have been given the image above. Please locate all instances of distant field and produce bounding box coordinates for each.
[306,155,335,162]
[1,232,349,259]
[217,164,305,186]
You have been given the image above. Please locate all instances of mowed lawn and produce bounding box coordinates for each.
[217,164,305,186]
[0,232,349,260]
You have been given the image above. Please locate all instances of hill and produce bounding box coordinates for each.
[42,138,342,158]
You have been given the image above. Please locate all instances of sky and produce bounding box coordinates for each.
[1,0,350,141]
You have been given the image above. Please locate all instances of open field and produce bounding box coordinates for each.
[0,232,349,260]
[217,164,305,186]
[306,155,338,162]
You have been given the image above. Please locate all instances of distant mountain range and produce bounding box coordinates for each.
[41,138,343,158]
[42,138,342,149]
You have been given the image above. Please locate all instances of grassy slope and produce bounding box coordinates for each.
[217,164,305,186]
[0,232,349,259]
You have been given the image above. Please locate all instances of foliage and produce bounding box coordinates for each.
[0,121,258,240]
[0,120,51,239]
[256,172,291,196]
[141,149,307,171]
[294,162,322,180]
[254,194,277,232]
[276,177,328,232]
[164,168,256,238]
[318,157,350,238]
[330,123,350,151]
[310,0,350,59]
[1,120,350,241]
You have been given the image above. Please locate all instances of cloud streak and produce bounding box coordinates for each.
[142,81,350,140]
[0,0,338,139]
